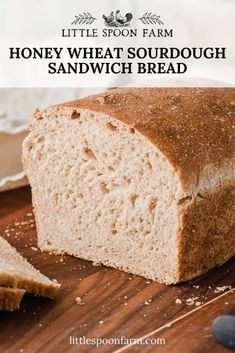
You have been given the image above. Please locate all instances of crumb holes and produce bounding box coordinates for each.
[111,222,117,235]
[54,193,59,202]
[96,211,101,219]
[147,161,153,170]
[123,176,131,184]
[28,142,34,151]
[87,166,96,172]
[108,166,114,172]
[46,240,52,246]
[197,193,205,199]
[129,127,135,134]
[37,136,44,143]
[100,183,109,194]
[78,193,84,199]
[130,193,137,207]
[83,147,96,160]
[71,111,80,120]
[67,188,73,196]
[149,197,157,211]
[106,122,117,132]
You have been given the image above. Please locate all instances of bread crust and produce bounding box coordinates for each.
[0,287,25,311]
[178,183,235,281]
[0,237,60,298]
[25,87,235,283]
[0,272,59,299]
[49,87,235,193]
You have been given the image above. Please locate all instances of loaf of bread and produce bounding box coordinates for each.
[22,88,235,284]
[0,236,60,299]
[0,287,25,311]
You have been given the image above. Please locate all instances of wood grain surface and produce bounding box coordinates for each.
[0,186,234,353]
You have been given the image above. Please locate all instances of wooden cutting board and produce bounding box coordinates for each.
[0,186,234,353]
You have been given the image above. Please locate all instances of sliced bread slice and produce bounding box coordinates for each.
[0,236,60,298]
[0,287,26,311]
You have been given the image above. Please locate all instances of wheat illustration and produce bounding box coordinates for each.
[139,13,164,25]
[71,12,96,25]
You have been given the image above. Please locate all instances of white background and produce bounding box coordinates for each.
[0,0,234,87]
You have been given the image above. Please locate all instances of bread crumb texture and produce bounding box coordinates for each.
[23,87,235,284]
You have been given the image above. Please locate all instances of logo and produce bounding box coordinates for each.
[138,13,164,25]
[71,12,97,25]
[71,11,164,28]
[102,10,133,27]
[66,10,171,38]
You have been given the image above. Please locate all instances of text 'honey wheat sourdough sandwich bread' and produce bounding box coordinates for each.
[22,88,235,284]
[0,236,60,309]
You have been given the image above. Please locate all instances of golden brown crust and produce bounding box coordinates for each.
[0,287,25,311]
[177,184,235,281]
[0,272,60,299]
[54,87,235,191]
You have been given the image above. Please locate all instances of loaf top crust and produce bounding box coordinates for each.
[42,88,235,193]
